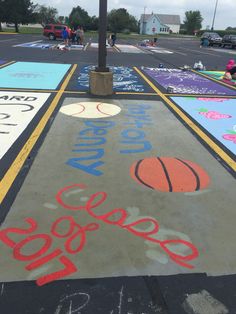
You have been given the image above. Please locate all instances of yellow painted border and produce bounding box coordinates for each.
[134,66,236,172]
[0,61,15,69]
[0,64,77,204]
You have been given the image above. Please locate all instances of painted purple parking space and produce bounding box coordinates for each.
[142,68,236,95]
[170,96,236,155]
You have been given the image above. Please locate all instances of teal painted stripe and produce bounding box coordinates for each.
[0,62,71,90]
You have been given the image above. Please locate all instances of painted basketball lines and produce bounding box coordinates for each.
[60,102,121,119]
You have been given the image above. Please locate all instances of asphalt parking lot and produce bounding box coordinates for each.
[0,33,235,314]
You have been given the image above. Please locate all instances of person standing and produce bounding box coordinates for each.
[62,27,69,46]
[79,26,85,45]
[111,33,116,46]
[223,59,236,81]
[76,26,84,45]
[71,27,76,44]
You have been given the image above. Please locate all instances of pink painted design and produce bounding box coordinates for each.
[223,130,236,144]
[198,108,232,120]
[197,98,229,102]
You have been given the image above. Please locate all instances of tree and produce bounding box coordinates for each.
[1,0,37,32]
[89,16,99,31]
[35,5,58,27]
[183,10,203,35]
[58,16,66,24]
[226,26,236,30]
[68,6,90,30]
[108,8,138,33]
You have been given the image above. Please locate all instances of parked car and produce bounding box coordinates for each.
[221,34,236,49]
[43,24,71,40]
[200,32,222,46]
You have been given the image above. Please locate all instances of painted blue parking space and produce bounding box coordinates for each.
[77,65,153,92]
[0,62,71,90]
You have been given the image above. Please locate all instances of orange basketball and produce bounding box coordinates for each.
[130,157,210,192]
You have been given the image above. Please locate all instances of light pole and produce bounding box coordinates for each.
[89,0,113,95]
[96,0,109,72]
[211,0,219,31]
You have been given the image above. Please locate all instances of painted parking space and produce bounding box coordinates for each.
[0,91,51,160]
[14,40,85,51]
[116,44,146,53]
[88,42,114,51]
[170,96,236,156]
[0,62,71,89]
[199,70,236,87]
[142,67,236,95]
[0,97,235,288]
[77,65,153,92]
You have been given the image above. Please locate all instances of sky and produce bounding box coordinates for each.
[32,0,236,30]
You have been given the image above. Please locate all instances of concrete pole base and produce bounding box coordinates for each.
[89,70,113,96]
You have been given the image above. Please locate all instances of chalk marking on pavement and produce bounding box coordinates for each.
[193,69,236,89]
[13,40,42,47]
[182,290,229,314]
[0,64,77,204]
[134,66,236,173]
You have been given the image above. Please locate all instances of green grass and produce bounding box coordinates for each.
[19,27,42,34]
[0,26,42,34]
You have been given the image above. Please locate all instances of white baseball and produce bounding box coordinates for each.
[60,101,121,118]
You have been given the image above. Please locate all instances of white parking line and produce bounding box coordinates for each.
[151,49,173,54]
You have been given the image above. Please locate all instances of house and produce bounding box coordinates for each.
[140,13,181,35]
